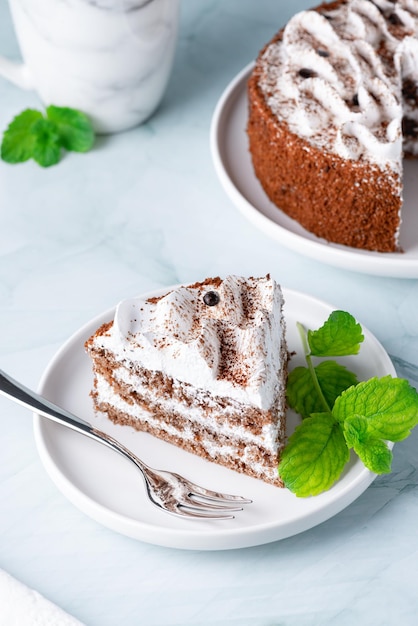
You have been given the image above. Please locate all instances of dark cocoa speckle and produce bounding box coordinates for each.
[299,68,317,79]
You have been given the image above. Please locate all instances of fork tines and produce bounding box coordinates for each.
[175,489,253,520]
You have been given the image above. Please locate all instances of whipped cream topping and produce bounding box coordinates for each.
[258,0,418,167]
[96,276,286,410]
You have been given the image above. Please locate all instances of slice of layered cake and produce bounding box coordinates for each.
[85,275,288,486]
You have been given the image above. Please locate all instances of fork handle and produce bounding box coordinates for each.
[0,368,148,472]
[0,369,92,432]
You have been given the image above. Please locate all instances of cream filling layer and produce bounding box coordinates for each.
[95,374,283,455]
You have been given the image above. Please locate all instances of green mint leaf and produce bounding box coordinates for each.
[355,438,392,474]
[307,311,364,357]
[1,105,95,167]
[342,415,369,447]
[317,361,358,407]
[31,118,61,167]
[279,413,350,497]
[343,416,393,474]
[46,105,95,153]
[287,360,358,419]
[1,109,43,163]
[287,366,320,418]
[333,376,418,442]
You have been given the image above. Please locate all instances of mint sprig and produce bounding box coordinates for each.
[280,311,418,497]
[1,105,95,167]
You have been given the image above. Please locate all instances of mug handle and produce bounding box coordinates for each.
[0,55,34,89]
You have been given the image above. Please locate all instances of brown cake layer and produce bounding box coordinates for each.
[87,347,287,487]
[247,0,406,253]
[87,324,287,433]
[88,352,286,486]
[93,397,284,487]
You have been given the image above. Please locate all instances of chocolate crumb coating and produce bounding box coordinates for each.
[247,0,418,253]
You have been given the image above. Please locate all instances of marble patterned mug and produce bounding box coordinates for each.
[0,0,180,133]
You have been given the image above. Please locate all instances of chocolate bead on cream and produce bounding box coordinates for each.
[203,291,220,306]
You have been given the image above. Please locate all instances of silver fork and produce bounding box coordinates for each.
[0,369,251,520]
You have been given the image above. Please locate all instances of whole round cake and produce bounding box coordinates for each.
[247,0,418,252]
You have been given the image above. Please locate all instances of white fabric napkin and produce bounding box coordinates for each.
[0,569,85,626]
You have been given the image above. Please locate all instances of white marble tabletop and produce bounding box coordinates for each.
[1,1,418,624]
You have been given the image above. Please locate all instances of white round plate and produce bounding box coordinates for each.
[34,286,396,550]
[210,63,418,278]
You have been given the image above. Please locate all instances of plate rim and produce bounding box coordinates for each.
[210,63,418,278]
[33,285,396,550]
